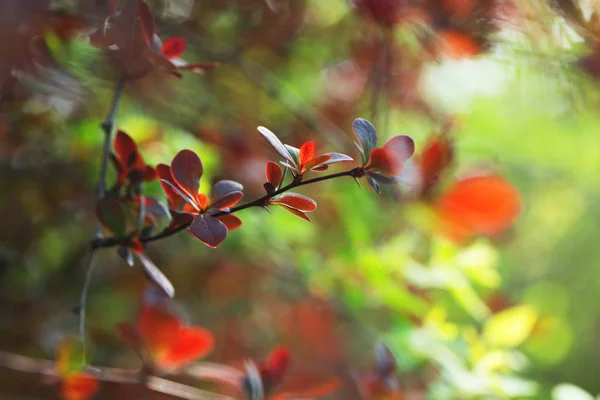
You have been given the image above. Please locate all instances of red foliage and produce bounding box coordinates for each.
[112,130,156,187]
[61,374,99,400]
[118,292,214,372]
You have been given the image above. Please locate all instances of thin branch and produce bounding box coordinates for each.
[0,351,234,400]
[92,167,361,249]
[77,76,126,351]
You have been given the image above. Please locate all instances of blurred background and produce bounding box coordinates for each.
[2,0,600,399]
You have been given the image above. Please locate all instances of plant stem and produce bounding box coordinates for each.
[91,167,361,248]
[77,76,125,348]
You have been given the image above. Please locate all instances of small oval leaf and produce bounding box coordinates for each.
[353,118,378,161]
[257,126,293,162]
[96,197,127,236]
[211,180,244,201]
[189,215,228,248]
[171,149,203,199]
[271,193,317,212]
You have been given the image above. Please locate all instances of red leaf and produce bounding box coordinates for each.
[266,161,283,187]
[211,191,244,210]
[367,148,403,176]
[61,373,99,400]
[277,205,311,222]
[156,164,184,210]
[217,214,242,230]
[158,327,214,369]
[438,30,483,59]
[304,154,332,172]
[271,194,317,212]
[435,175,521,242]
[419,135,454,190]
[189,214,228,248]
[161,37,187,59]
[137,305,181,356]
[263,347,291,387]
[138,1,155,44]
[299,141,316,168]
[170,150,203,199]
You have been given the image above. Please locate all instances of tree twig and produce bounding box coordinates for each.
[0,351,235,400]
[91,167,361,249]
[76,76,126,351]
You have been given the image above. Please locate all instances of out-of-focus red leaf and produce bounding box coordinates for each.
[298,141,316,168]
[138,1,155,44]
[266,161,283,187]
[271,194,317,212]
[367,148,402,176]
[217,214,243,230]
[159,327,215,370]
[171,149,203,199]
[435,175,521,242]
[189,214,228,248]
[419,135,454,192]
[61,373,99,400]
[263,346,291,387]
[161,37,187,59]
[438,30,482,59]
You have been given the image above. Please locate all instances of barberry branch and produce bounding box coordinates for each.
[76,76,126,349]
[91,167,362,249]
[0,351,234,400]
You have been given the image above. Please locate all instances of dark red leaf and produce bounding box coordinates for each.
[114,130,139,168]
[216,214,242,230]
[271,194,317,212]
[419,135,454,191]
[138,1,155,44]
[156,164,184,210]
[266,161,283,187]
[189,215,228,248]
[211,191,244,210]
[367,148,402,176]
[171,149,203,199]
[277,205,312,222]
[161,37,186,59]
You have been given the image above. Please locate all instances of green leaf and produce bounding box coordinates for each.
[483,305,538,347]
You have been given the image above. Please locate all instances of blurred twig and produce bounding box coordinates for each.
[0,351,235,400]
[76,76,125,354]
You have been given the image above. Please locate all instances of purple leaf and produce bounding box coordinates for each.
[211,180,243,201]
[321,152,354,165]
[384,135,415,162]
[159,179,199,212]
[257,126,294,162]
[353,118,378,161]
[189,214,228,248]
[136,252,175,298]
[171,149,203,198]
